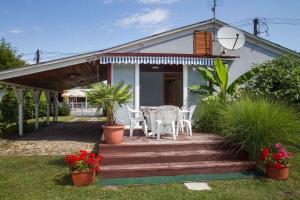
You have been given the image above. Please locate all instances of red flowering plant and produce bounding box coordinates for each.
[64,150,102,173]
[259,143,292,169]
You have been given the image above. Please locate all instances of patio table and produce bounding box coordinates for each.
[140,106,158,131]
[140,106,182,137]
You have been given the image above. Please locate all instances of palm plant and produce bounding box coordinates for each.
[87,81,132,125]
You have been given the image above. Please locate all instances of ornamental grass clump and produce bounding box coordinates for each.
[219,97,300,161]
[194,98,224,133]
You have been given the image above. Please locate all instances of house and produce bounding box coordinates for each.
[0,18,298,134]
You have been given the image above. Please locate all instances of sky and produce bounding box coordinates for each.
[0,0,300,63]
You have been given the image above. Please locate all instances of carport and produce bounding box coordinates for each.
[0,52,112,136]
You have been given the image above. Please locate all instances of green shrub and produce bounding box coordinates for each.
[194,99,224,133]
[58,102,70,116]
[219,97,300,161]
[243,54,300,107]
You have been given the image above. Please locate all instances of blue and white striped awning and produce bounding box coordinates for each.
[99,55,214,66]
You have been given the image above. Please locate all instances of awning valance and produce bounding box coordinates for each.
[99,53,215,66]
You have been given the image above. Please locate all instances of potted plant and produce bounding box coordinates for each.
[259,143,292,180]
[65,150,102,187]
[87,81,132,144]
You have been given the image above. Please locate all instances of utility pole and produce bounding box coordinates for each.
[253,18,259,36]
[34,49,40,64]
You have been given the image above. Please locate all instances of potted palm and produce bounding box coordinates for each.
[87,81,132,144]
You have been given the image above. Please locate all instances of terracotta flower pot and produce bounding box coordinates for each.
[102,125,125,144]
[265,165,289,180]
[71,170,95,187]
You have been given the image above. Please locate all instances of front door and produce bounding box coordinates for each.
[164,73,183,107]
[164,78,176,105]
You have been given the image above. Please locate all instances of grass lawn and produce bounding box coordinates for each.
[0,154,299,200]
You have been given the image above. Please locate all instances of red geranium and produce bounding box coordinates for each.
[65,150,102,173]
[259,143,292,169]
[274,162,284,169]
[259,148,270,160]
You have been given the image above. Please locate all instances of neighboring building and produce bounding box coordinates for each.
[0,19,299,128]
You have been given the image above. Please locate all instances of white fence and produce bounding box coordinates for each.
[67,102,100,117]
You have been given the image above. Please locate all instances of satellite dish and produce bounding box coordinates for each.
[217,26,245,50]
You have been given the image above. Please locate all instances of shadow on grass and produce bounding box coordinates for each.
[54,173,73,186]
[48,157,65,167]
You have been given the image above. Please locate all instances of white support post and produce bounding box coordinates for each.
[33,90,41,130]
[54,91,59,122]
[85,97,88,109]
[45,90,50,125]
[183,64,188,106]
[13,86,24,136]
[0,85,8,102]
[134,63,140,110]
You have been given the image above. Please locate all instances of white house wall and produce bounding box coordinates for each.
[187,66,206,106]
[228,41,279,82]
[112,63,135,124]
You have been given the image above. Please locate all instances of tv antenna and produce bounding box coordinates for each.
[212,0,217,19]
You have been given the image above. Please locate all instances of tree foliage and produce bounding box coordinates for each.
[243,54,300,106]
[0,38,26,70]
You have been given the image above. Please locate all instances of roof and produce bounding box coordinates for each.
[0,18,299,91]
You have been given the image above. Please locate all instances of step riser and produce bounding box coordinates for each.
[100,165,255,178]
[102,154,243,165]
[99,143,228,154]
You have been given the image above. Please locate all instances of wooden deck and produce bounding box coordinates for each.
[99,131,256,178]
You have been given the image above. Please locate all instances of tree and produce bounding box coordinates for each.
[0,39,27,137]
[0,38,25,70]
[243,54,300,106]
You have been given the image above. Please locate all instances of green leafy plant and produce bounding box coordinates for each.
[219,96,300,161]
[189,58,257,101]
[87,81,132,125]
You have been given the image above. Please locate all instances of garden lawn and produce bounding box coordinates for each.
[0,155,299,200]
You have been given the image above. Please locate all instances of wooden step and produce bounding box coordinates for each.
[99,141,227,154]
[101,149,244,165]
[100,161,256,178]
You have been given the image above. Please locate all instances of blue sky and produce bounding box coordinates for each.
[1,0,299,62]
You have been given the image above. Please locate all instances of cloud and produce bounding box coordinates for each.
[117,8,169,28]
[138,0,180,4]
[8,27,23,34]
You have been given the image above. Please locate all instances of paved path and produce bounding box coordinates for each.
[0,120,102,156]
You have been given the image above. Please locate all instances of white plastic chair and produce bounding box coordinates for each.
[154,106,180,140]
[126,106,148,137]
[181,105,196,136]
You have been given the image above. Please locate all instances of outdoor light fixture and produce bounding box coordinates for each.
[152,66,159,69]
[68,73,80,79]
